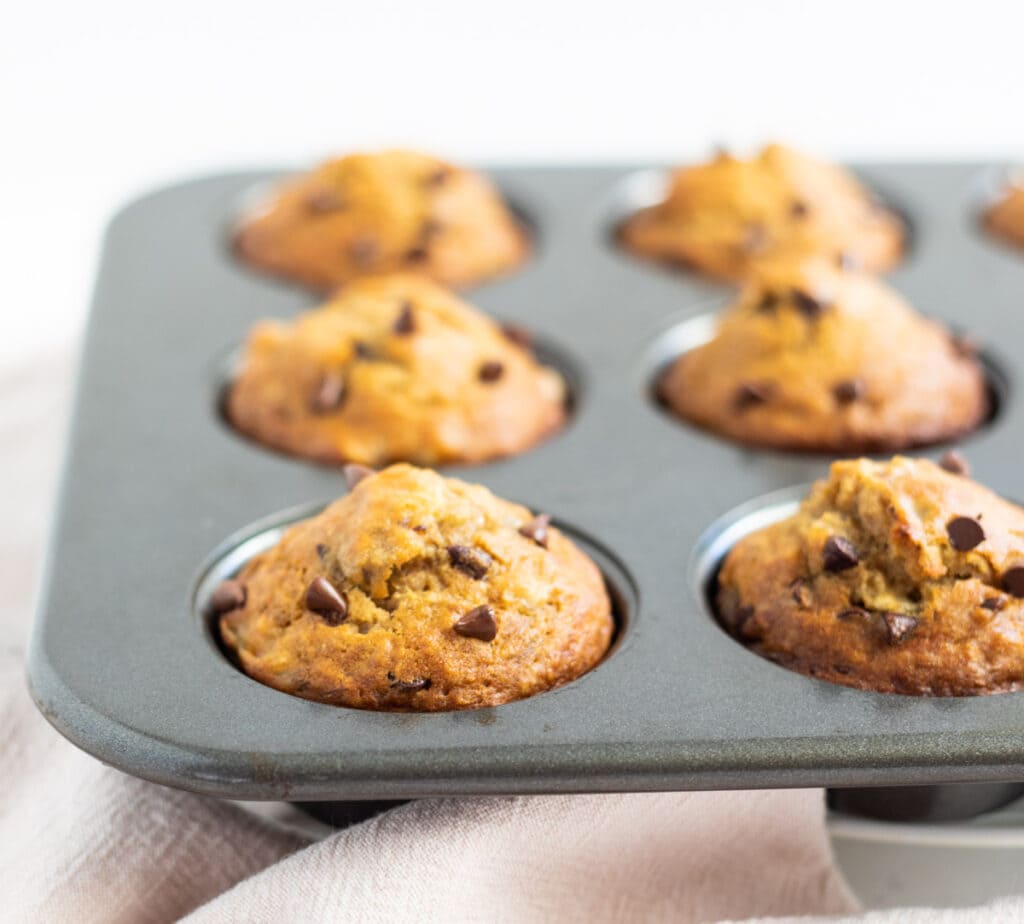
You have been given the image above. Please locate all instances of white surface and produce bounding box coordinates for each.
[4,0,1024,365]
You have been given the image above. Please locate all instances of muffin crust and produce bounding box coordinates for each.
[217,464,614,710]
[718,457,1024,695]
[226,274,566,466]
[985,182,1024,250]
[659,259,988,452]
[620,144,904,280]
[235,149,528,290]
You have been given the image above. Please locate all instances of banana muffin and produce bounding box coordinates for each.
[619,144,904,279]
[225,274,566,466]
[234,149,527,290]
[658,258,988,452]
[984,181,1024,250]
[717,456,1024,695]
[215,464,614,710]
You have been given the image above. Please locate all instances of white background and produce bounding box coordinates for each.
[4,0,1023,365]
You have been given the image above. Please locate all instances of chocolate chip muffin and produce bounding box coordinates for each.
[234,149,528,290]
[215,464,614,710]
[717,456,1024,695]
[984,181,1024,250]
[619,144,904,280]
[659,258,988,452]
[225,274,566,466]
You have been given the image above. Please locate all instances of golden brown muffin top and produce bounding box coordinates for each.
[226,274,566,466]
[659,258,988,452]
[985,181,1024,249]
[234,149,528,290]
[718,456,1024,695]
[620,144,904,279]
[217,464,614,710]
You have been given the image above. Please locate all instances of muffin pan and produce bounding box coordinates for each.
[28,163,1024,808]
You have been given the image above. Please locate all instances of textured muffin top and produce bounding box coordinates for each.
[985,182,1024,249]
[659,258,988,452]
[718,456,1024,695]
[619,144,904,279]
[235,149,527,290]
[226,274,566,466]
[217,464,614,710]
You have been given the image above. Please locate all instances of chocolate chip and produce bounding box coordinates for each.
[823,536,859,572]
[756,291,780,314]
[353,340,376,360]
[421,218,443,238]
[1003,566,1024,597]
[833,378,865,405]
[306,189,345,213]
[518,514,551,548]
[741,222,768,253]
[790,199,809,219]
[404,246,429,262]
[981,596,1005,611]
[789,578,812,608]
[210,579,246,614]
[425,167,450,187]
[790,288,825,319]
[881,612,919,645]
[310,372,345,413]
[350,238,378,267]
[947,516,985,551]
[453,605,498,642]
[734,381,774,410]
[501,324,533,349]
[447,545,492,579]
[343,463,374,489]
[316,543,329,559]
[390,676,432,692]
[478,361,504,383]
[305,576,348,625]
[393,302,416,335]
[939,450,971,477]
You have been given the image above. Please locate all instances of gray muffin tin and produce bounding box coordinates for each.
[27,163,1024,808]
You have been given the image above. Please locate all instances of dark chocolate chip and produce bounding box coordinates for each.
[210,579,246,614]
[789,578,812,608]
[981,596,1005,611]
[734,380,774,410]
[939,450,971,477]
[390,677,432,692]
[404,246,429,262]
[790,199,809,219]
[316,543,329,559]
[447,545,492,579]
[951,333,979,359]
[393,302,416,335]
[343,463,375,489]
[453,605,498,642]
[756,291,780,314]
[518,513,551,548]
[501,324,533,349]
[790,288,825,319]
[350,238,378,266]
[833,378,865,405]
[305,576,348,625]
[1003,566,1024,597]
[478,361,505,383]
[353,340,376,360]
[823,536,859,572]
[881,611,919,645]
[306,189,345,213]
[947,516,985,551]
[310,372,345,413]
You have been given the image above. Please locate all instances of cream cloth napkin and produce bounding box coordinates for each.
[0,350,1012,923]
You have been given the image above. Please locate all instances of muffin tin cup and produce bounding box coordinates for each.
[27,164,1024,820]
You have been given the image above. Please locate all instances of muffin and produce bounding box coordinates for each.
[658,258,988,452]
[215,464,614,710]
[619,144,904,279]
[225,274,566,466]
[234,149,527,290]
[717,456,1024,695]
[984,181,1024,249]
